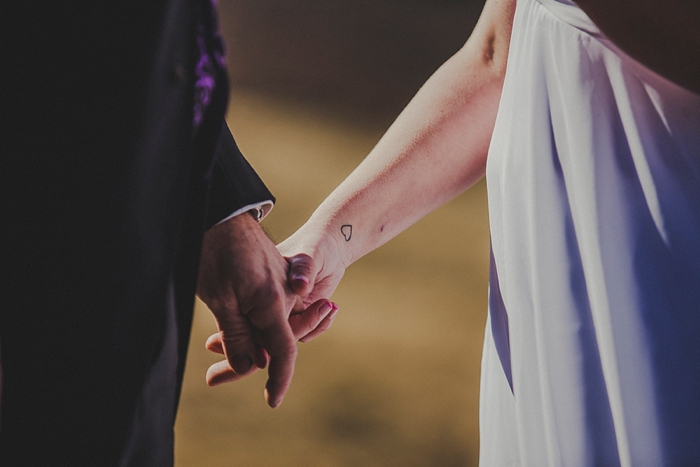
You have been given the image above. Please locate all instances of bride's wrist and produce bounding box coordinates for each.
[300,212,355,271]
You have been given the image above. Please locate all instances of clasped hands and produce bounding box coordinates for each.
[196,212,340,408]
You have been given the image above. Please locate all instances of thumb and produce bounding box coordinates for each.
[285,253,318,297]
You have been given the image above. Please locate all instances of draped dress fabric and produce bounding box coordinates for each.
[480,0,700,464]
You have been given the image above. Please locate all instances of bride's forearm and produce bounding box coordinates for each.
[297,0,515,268]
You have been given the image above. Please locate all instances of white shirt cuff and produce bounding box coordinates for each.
[215,200,274,226]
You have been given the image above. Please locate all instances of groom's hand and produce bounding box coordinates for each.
[203,297,338,385]
[197,212,300,408]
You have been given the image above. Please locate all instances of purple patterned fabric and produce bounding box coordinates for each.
[193,0,227,131]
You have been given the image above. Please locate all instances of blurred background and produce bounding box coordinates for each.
[175,0,490,465]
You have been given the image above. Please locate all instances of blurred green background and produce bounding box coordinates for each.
[175,1,489,465]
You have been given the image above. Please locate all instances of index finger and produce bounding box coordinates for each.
[257,321,298,408]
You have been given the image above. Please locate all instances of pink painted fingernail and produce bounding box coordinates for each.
[319,301,332,316]
[292,274,309,285]
[328,304,339,319]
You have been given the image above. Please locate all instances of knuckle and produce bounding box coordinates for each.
[290,254,314,273]
[219,327,253,347]
[255,286,284,309]
[281,341,298,361]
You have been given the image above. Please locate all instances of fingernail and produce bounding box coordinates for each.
[328,304,339,319]
[264,387,282,409]
[231,354,252,374]
[292,274,309,285]
[318,300,332,317]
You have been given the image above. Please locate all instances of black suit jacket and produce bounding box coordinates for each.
[1,1,271,464]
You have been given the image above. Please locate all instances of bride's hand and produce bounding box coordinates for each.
[278,228,349,341]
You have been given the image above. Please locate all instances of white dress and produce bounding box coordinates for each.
[481,0,700,465]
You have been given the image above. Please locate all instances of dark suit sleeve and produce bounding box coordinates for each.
[204,121,275,230]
